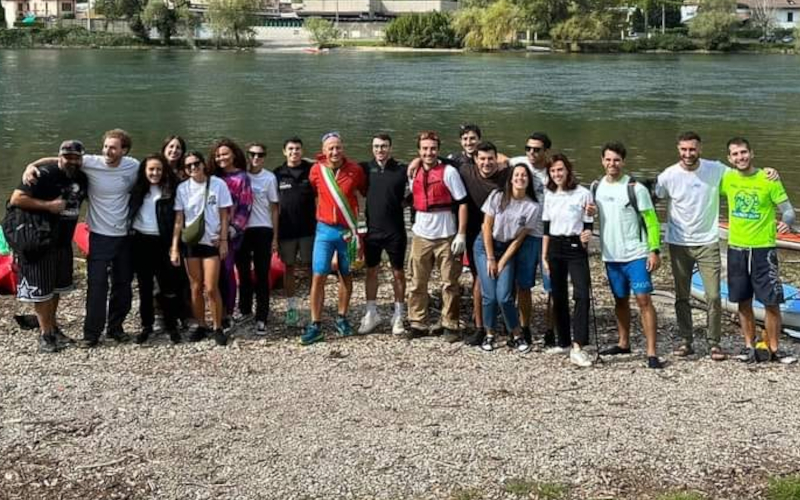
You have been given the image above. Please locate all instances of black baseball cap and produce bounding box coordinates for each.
[59,140,85,156]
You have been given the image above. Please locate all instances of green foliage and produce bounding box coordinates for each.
[384,12,461,48]
[551,10,614,44]
[93,0,148,39]
[142,0,192,45]
[0,26,148,47]
[206,0,259,46]
[796,26,800,51]
[0,29,31,47]
[619,32,697,51]
[453,0,522,50]
[767,474,800,500]
[449,488,483,500]
[304,17,340,48]
[688,0,737,50]
[514,0,570,34]
[504,477,537,496]
[631,0,682,32]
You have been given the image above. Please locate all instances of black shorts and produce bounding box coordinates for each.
[16,244,74,303]
[364,232,407,270]
[465,231,479,275]
[728,246,784,306]
[184,243,219,259]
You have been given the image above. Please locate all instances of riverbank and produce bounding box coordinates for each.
[1,247,799,499]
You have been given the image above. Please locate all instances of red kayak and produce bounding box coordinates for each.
[0,254,17,295]
[720,222,800,251]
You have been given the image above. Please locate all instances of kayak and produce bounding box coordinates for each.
[690,271,800,330]
[719,222,800,251]
[0,254,17,295]
[74,222,285,288]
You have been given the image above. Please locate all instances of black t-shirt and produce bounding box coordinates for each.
[360,158,409,238]
[457,162,509,242]
[274,160,316,240]
[16,163,88,245]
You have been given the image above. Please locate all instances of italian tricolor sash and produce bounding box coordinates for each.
[320,165,359,263]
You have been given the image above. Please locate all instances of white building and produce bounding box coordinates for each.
[681,0,800,29]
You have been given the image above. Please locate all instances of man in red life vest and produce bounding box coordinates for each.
[406,131,469,340]
[300,132,367,345]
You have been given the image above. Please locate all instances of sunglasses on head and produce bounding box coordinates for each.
[248,151,266,158]
[185,161,203,169]
[525,146,543,153]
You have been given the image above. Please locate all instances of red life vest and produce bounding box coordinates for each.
[412,163,453,212]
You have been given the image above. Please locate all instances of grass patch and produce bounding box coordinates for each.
[338,39,384,47]
[535,482,568,499]
[504,478,568,498]
[450,487,483,500]
[656,492,706,500]
[767,475,800,500]
[505,477,537,496]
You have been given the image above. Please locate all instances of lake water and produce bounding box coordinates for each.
[1,49,800,195]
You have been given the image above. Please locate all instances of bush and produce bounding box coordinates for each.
[0,28,32,47]
[305,17,340,48]
[384,12,461,48]
[619,33,697,52]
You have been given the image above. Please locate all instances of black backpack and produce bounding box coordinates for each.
[590,176,657,242]
[1,201,58,261]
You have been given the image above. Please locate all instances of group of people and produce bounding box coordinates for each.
[9,126,797,368]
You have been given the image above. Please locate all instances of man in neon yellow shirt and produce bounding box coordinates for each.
[721,137,795,364]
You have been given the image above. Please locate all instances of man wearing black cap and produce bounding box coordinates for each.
[11,140,88,353]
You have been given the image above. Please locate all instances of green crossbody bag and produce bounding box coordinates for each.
[181,179,209,245]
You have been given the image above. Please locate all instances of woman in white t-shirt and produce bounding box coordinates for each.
[234,142,280,335]
[541,153,594,367]
[171,151,233,347]
[475,164,540,353]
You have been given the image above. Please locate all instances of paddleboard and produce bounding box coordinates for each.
[719,222,800,252]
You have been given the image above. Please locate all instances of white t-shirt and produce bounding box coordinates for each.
[541,185,594,236]
[132,185,162,235]
[508,156,547,237]
[83,154,139,237]
[174,176,233,246]
[411,165,468,239]
[595,175,652,262]
[481,190,540,243]
[655,159,727,246]
[246,170,279,229]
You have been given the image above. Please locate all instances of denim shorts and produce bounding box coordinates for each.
[605,258,653,299]
[312,222,351,276]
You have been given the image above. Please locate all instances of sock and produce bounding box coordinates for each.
[366,300,377,314]
[287,297,296,309]
[394,302,404,317]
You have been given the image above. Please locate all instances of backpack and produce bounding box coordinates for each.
[590,176,657,242]
[1,201,58,261]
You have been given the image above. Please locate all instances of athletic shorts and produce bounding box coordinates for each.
[16,244,74,303]
[184,244,219,259]
[312,223,351,276]
[605,258,653,299]
[279,236,314,267]
[728,246,784,306]
[364,232,407,270]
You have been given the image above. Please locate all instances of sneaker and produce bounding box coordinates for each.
[188,325,207,343]
[53,327,75,346]
[770,350,798,365]
[543,329,556,348]
[647,356,663,369]
[521,326,532,345]
[233,312,254,324]
[335,316,354,337]
[464,328,485,346]
[222,316,233,333]
[153,315,165,334]
[285,308,299,328]
[255,321,267,336]
[38,334,60,354]
[107,330,131,343]
[404,327,427,340]
[167,329,182,344]
[300,323,324,345]
[78,337,99,349]
[480,335,495,352]
[737,347,758,364]
[134,327,153,345]
[509,336,532,354]
[391,315,405,335]
[442,328,462,343]
[358,310,381,334]
[213,328,228,346]
[545,345,570,355]
[570,346,592,367]
[599,345,631,356]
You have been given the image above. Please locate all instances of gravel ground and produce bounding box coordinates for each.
[1,248,800,500]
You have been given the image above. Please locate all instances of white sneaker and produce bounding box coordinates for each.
[545,345,570,355]
[255,321,267,336]
[391,315,405,335]
[358,310,382,334]
[570,346,593,367]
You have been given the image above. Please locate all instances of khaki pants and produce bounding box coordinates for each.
[408,235,462,330]
[669,242,722,347]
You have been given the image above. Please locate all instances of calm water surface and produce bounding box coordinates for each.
[1,49,800,195]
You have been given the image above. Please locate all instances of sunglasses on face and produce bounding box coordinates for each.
[185,161,203,169]
[525,146,543,153]
[248,151,266,158]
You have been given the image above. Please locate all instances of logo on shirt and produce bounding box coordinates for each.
[208,194,217,207]
[732,191,761,220]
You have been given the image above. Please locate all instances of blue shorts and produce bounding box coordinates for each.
[605,258,653,299]
[516,236,551,292]
[312,223,351,276]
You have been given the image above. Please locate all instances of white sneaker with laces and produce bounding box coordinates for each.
[570,346,593,367]
[358,310,382,334]
[391,315,405,335]
[255,321,267,336]
[545,345,570,355]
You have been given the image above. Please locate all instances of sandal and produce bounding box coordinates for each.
[710,346,727,361]
[672,344,694,357]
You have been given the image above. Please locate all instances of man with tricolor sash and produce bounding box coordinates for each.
[301,132,367,345]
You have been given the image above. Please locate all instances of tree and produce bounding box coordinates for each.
[384,12,461,48]
[304,17,340,48]
[142,0,191,45]
[453,0,523,50]
[549,0,620,44]
[749,0,777,38]
[515,0,571,37]
[94,0,149,39]
[688,0,737,49]
[206,0,260,46]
